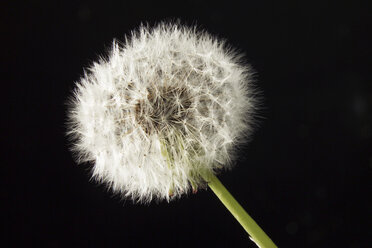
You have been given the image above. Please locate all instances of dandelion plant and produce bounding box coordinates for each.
[67,22,277,248]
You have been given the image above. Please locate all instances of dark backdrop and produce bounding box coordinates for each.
[3,1,371,247]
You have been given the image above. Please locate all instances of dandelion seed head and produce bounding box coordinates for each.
[67,22,257,202]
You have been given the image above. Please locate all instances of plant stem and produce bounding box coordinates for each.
[202,172,277,248]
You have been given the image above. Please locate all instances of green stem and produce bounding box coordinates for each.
[202,172,277,248]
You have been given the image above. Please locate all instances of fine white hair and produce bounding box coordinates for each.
[67,22,257,203]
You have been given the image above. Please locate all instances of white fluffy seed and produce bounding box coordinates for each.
[67,22,257,202]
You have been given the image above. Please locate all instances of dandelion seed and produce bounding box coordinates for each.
[67,22,255,202]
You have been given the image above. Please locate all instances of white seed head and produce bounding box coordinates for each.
[67,22,257,203]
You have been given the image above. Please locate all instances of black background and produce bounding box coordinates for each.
[3,1,371,247]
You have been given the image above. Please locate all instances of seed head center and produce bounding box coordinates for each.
[135,86,192,134]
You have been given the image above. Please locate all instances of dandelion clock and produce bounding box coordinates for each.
[67,22,277,248]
